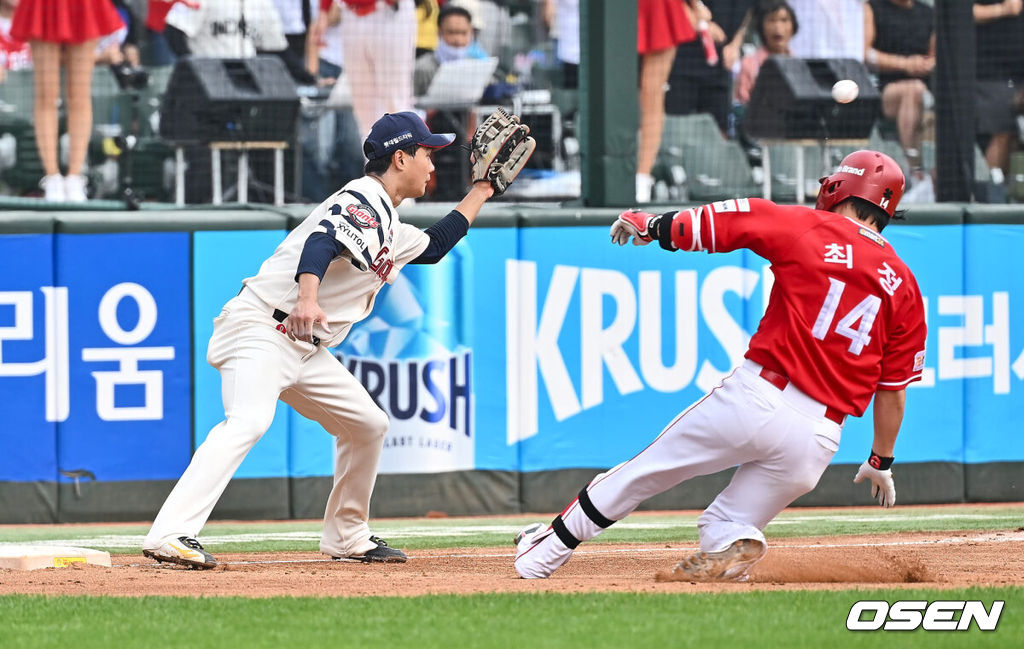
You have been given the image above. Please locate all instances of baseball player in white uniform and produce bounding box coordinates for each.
[514,150,927,582]
[143,112,499,568]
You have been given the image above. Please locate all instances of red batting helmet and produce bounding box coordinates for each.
[815,150,905,217]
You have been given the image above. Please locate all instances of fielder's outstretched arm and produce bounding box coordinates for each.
[410,181,494,265]
[454,181,496,226]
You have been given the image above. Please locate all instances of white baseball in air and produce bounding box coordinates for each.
[831,79,859,104]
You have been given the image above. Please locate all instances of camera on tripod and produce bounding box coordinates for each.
[110,61,149,92]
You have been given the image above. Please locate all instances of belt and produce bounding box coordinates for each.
[272,308,320,346]
[758,367,846,425]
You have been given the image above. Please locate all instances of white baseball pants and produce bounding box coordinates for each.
[144,290,388,558]
[515,359,842,578]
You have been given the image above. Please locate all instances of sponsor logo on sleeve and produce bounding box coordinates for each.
[710,198,750,213]
[345,203,380,229]
[335,221,366,249]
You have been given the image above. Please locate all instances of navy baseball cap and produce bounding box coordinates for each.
[363,112,456,161]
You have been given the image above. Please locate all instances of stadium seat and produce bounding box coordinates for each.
[868,125,911,171]
[656,114,760,201]
[762,143,797,203]
[760,143,834,203]
[681,140,760,202]
[660,113,725,151]
[0,69,34,116]
[91,66,123,127]
[0,114,45,194]
[921,141,991,182]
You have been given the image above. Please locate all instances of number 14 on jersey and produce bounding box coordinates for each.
[812,277,882,356]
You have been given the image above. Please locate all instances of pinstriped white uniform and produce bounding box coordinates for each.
[145,176,429,558]
[243,176,429,347]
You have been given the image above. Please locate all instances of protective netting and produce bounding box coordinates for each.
[0,1,1019,205]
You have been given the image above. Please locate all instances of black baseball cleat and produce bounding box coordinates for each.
[332,536,407,563]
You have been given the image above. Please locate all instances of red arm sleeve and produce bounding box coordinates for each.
[665,198,819,261]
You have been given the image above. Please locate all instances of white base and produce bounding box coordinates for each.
[0,545,112,571]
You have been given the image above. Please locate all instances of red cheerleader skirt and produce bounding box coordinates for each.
[11,0,125,45]
[638,0,696,55]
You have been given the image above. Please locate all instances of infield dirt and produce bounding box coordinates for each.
[2,530,1022,597]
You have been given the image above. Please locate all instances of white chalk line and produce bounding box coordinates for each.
[3,512,1021,550]
[107,530,1024,568]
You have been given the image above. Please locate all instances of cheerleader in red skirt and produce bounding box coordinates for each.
[11,0,124,202]
[636,0,697,203]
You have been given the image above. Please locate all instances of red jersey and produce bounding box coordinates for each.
[0,18,31,70]
[667,198,926,417]
[146,1,174,32]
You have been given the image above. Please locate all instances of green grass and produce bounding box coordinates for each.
[1,507,1022,648]
[0,505,1020,555]
[1,588,1021,649]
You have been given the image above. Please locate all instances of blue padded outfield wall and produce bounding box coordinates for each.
[1,233,192,483]
[1,207,1022,522]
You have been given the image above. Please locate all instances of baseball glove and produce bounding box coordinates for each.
[470,108,537,195]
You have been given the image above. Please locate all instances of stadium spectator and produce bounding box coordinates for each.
[165,0,287,57]
[636,0,697,203]
[439,0,509,67]
[96,0,149,91]
[166,0,314,84]
[414,0,439,58]
[665,0,754,136]
[272,0,314,63]
[304,0,363,198]
[787,0,865,61]
[734,0,797,106]
[12,0,125,202]
[306,0,337,77]
[338,0,417,139]
[864,0,934,174]
[0,0,31,82]
[413,4,489,97]
[413,4,490,200]
[974,0,1024,189]
[544,0,579,89]
[143,0,198,66]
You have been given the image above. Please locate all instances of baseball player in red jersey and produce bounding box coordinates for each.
[514,150,927,581]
